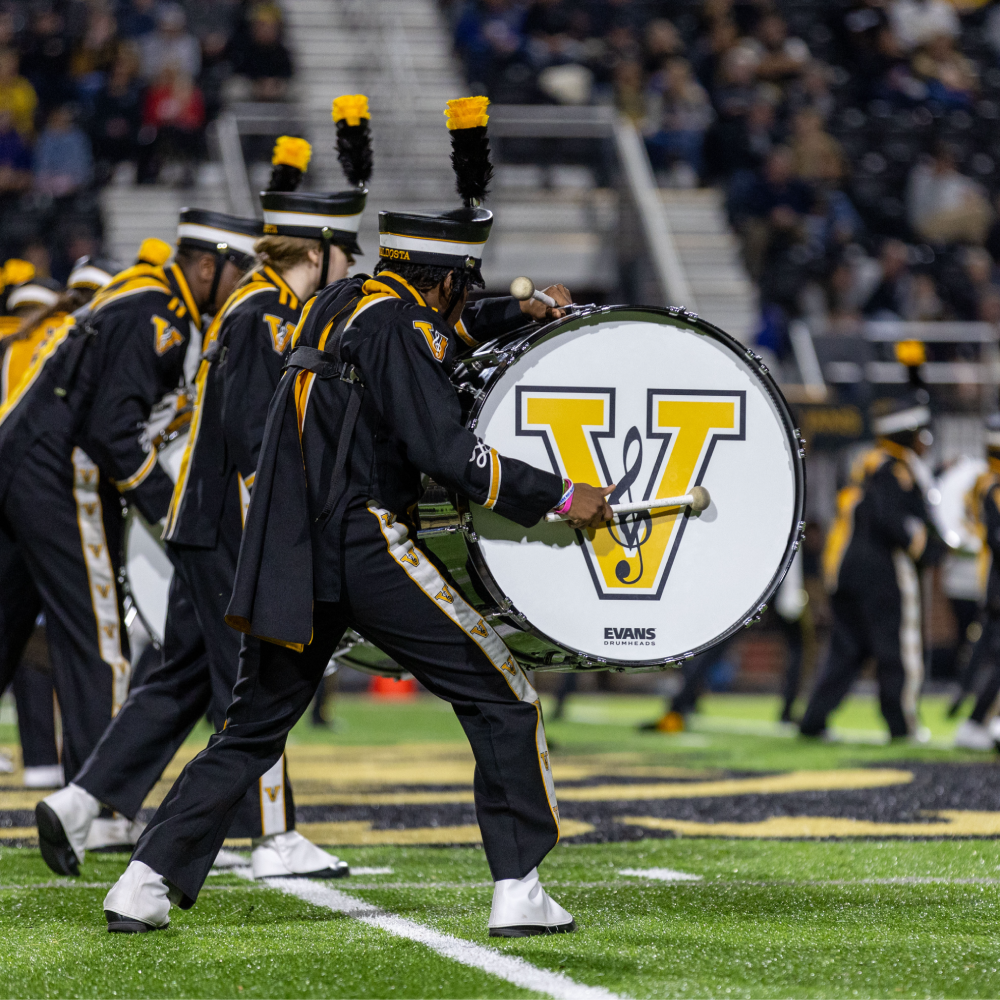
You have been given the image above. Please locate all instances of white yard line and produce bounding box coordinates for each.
[232,867,624,1000]
[350,866,394,875]
[619,868,702,882]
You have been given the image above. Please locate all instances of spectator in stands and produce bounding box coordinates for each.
[229,5,293,102]
[614,59,646,122]
[907,142,993,245]
[746,13,810,85]
[138,67,205,185]
[791,109,846,186]
[862,238,913,317]
[90,49,144,185]
[454,0,527,94]
[889,0,959,52]
[20,9,72,113]
[643,18,684,75]
[187,0,242,120]
[785,61,835,123]
[691,16,739,93]
[140,4,201,82]
[911,33,978,108]
[118,0,158,40]
[33,106,93,198]
[711,43,759,117]
[712,97,776,197]
[71,9,120,81]
[832,0,891,78]
[0,108,32,195]
[739,145,814,280]
[0,49,37,137]
[645,58,714,182]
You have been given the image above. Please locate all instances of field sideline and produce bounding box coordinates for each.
[2,692,1000,998]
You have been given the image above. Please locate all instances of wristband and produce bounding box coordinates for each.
[553,479,574,515]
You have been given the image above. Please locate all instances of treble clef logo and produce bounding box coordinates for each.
[607,426,651,584]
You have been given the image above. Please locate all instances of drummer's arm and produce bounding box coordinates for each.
[458,284,571,345]
[82,307,177,523]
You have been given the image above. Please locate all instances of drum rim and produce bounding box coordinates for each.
[460,304,807,669]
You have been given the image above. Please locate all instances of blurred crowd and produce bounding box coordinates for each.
[0,0,293,281]
[446,0,1000,362]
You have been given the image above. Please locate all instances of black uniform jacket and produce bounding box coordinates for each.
[0,261,202,523]
[823,441,941,597]
[164,266,304,549]
[226,270,561,648]
[969,461,1000,615]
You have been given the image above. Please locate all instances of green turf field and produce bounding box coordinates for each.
[3,692,1000,998]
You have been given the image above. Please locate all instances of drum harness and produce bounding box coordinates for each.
[284,312,364,527]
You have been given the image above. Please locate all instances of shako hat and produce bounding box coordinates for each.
[67,255,121,292]
[260,95,372,257]
[177,208,262,270]
[261,189,366,254]
[6,274,61,311]
[871,393,932,437]
[378,96,494,278]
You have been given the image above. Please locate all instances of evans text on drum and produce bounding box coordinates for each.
[418,306,805,671]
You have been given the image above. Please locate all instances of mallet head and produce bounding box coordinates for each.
[689,486,710,512]
[509,276,535,301]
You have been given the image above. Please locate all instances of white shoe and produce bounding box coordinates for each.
[104,860,176,932]
[488,867,576,937]
[954,719,997,750]
[250,830,349,879]
[0,750,15,774]
[85,816,146,852]
[35,783,101,875]
[23,764,64,789]
[988,717,1000,742]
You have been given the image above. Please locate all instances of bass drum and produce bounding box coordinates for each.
[122,428,188,647]
[421,306,805,671]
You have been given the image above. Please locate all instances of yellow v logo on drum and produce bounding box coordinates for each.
[516,387,745,600]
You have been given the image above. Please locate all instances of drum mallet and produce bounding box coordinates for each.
[510,276,558,309]
[545,485,711,522]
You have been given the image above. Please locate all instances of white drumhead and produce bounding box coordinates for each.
[122,428,187,645]
[468,311,802,665]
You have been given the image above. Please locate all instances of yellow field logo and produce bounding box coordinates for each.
[517,387,745,599]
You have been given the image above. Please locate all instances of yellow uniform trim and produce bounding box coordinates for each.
[0,315,74,431]
[484,447,501,509]
[114,448,158,492]
[165,277,278,536]
[454,318,477,348]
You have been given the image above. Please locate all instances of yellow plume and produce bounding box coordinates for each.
[2,259,35,287]
[137,238,173,267]
[332,94,370,126]
[895,340,926,367]
[445,96,490,130]
[272,135,312,172]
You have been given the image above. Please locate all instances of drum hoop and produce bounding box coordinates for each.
[461,305,807,669]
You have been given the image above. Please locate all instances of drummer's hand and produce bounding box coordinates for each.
[566,483,615,529]
[519,283,571,322]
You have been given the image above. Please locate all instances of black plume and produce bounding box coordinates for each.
[450,125,492,207]
[336,119,373,188]
[267,163,304,192]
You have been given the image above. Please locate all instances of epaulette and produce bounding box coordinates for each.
[89,262,171,315]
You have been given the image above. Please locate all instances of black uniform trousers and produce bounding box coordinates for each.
[800,579,921,739]
[0,434,129,780]
[966,617,1000,724]
[133,505,561,906]
[0,524,59,767]
[74,515,294,837]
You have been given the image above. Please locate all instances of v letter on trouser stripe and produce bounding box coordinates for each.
[368,504,560,832]
[72,447,130,713]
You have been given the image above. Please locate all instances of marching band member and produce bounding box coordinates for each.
[0,259,120,791]
[0,219,254,875]
[37,128,357,881]
[800,395,943,741]
[103,97,602,937]
[953,413,1000,750]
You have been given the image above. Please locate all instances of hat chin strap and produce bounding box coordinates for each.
[320,228,333,292]
[442,268,469,326]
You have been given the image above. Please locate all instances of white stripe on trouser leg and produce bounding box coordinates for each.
[893,549,923,734]
[259,755,286,835]
[368,505,560,834]
[72,447,130,714]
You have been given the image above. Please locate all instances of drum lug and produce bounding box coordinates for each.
[743,602,768,627]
